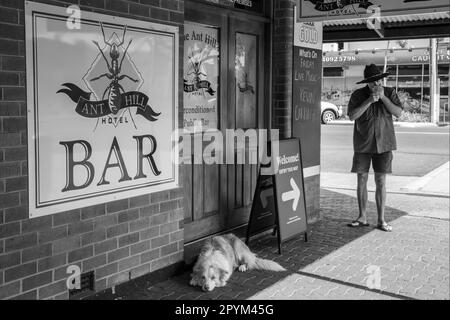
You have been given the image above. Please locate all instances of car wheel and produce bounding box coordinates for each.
[321,110,336,124]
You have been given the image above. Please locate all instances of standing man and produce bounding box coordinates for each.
[347,64,403,232]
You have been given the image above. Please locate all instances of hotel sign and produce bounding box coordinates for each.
[25,2,179,217]
[297,0,450,22]
[200,0,264,13]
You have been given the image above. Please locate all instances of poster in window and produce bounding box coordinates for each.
[183,23,219,131]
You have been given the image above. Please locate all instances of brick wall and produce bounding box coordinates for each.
[272,0,294,139]
[0,0,185,300]
[271,0,321,222]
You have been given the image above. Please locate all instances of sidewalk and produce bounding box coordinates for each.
[321,161,450,199]
[88,183,449,300]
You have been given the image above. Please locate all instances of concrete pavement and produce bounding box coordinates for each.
[321,161,450,198]
[87,175,449,300]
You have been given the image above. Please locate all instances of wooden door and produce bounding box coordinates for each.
[183,4,267,244]
[183,7,228,243]
[226,18,266,229]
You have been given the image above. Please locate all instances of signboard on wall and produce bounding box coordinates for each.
[323,47,450,67]
[297,0,450,22]
[200,0,264,14]
[183,23,219,131]
[292,9,322,171]
[25,2,179,217]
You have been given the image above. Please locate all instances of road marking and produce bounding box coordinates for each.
[396,131,449,135]
[304,165,320,177]
[401,161,449,195]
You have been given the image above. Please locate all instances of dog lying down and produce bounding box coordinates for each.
[190,233,286,292]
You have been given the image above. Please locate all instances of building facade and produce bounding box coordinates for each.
[322,39,450,123]
[0,0,321,300]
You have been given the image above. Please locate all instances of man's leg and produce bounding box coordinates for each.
[373,151,393,231]
[356,172,369,223]
[374,173,387,226]
[351,153,371,225]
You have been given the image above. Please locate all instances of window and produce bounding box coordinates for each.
[398,65,422,76]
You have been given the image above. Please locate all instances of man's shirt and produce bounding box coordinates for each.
[347,85,403,154]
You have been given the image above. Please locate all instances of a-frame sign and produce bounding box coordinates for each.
[246,138,308,254]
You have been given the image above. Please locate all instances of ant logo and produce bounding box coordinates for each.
[183,47,216,96]
[187,56,206,91]
[237,72,255,94]
[304,0,375,12]
[58,22,161,129]
[235,44,254,95]
[90,22,138,115]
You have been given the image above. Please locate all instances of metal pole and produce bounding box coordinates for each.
[383,40,390,86]
[430,38,439,124]
[447,55,450,123]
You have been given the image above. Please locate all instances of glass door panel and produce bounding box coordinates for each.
[235,32,257,129]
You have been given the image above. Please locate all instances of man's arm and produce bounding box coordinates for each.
[348,95,377,121]
[377,87,403,118]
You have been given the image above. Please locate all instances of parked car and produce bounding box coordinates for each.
[321,101,343,124]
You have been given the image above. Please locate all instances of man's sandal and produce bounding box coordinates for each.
[377,223,393,232]
[347,220,370,227]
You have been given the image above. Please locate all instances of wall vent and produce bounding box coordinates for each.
[69,271,95,300]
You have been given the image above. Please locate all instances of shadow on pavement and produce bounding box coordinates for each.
[88,188,408,300]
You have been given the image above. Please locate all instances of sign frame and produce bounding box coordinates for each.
[272,139,308,247]
[25,1,179,218]
[246,138,308,254]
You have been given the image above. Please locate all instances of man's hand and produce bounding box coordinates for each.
[369,94,379,104]
[378,87,403,117]
[373,86,385,98]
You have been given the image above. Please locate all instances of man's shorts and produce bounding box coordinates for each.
[351,151,393,174]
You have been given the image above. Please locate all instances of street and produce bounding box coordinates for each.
[321,124,450,176]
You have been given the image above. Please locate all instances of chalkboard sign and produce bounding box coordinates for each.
[246,138,308,253]
[292,44,322,169]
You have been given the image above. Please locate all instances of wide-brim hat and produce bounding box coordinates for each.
[356,64,390,84]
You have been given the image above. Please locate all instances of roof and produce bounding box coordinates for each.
[323,11,450,27]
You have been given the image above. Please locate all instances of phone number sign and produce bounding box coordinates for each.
[25,2,179,217]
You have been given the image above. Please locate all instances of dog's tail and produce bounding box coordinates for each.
[250,258,286,272]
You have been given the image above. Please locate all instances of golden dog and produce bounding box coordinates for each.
[189,233,286,291]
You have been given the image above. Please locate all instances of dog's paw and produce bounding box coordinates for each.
[189,278,199,287]
[238,264,247,272]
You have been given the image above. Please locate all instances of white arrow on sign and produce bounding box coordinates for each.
[260,189,272,208]
[281,178,300,211]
